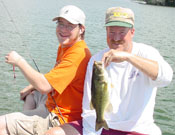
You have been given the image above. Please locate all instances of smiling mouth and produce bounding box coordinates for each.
[59,33,69,38]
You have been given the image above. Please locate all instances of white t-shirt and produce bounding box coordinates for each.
[82,42,173,135]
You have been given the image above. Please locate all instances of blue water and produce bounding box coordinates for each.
[0,0,175,134]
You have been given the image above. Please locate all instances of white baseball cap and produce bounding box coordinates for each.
[52,5,86,26]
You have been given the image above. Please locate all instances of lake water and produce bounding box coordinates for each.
[0,0,175,134]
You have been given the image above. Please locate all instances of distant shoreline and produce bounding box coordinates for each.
[132,0,175,7]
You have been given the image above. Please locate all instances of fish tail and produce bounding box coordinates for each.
[95,120,109,131]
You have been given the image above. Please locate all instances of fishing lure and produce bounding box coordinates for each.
[13,65,16,79]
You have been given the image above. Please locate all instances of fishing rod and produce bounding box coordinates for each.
[1,0,65,124]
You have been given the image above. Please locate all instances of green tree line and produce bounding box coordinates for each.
[145,0,175,6]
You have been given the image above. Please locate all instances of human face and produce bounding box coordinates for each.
[56,18,82,47]
[106,26,135,52]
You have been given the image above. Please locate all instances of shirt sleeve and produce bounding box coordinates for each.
[44,48,86,94]
[140,44,173,87]
[149,56,173,87]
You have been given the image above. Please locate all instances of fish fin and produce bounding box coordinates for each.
[90,101,94,110]
[95,120,109,131]
[105,103,113,112]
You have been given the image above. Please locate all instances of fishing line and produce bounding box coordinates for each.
[1,0,65,124]
[0,0,40,73]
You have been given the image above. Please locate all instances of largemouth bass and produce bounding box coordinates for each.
[90,61,110,131]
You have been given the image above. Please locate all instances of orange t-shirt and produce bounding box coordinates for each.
[44,40,91,124]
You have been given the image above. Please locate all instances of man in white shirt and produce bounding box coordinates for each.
[82,7,173,135]
[44,7,173,135]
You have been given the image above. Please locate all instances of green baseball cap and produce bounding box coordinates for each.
[105,7,134,28]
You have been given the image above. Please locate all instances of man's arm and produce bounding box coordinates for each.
[126,54,158,80]
[102,49,158,80]
[5,51,53,94]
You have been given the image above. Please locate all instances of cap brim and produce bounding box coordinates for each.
[52,17,59,21]
[52,16,79,25]
[105,21,133,28]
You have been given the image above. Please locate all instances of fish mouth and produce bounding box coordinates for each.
[94,61,102,65]
[94,61,103,71]
[94,61,103,68]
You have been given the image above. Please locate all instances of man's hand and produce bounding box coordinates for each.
[5,51,23,66]
[102,49,130,67]
[20,85,35,101]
